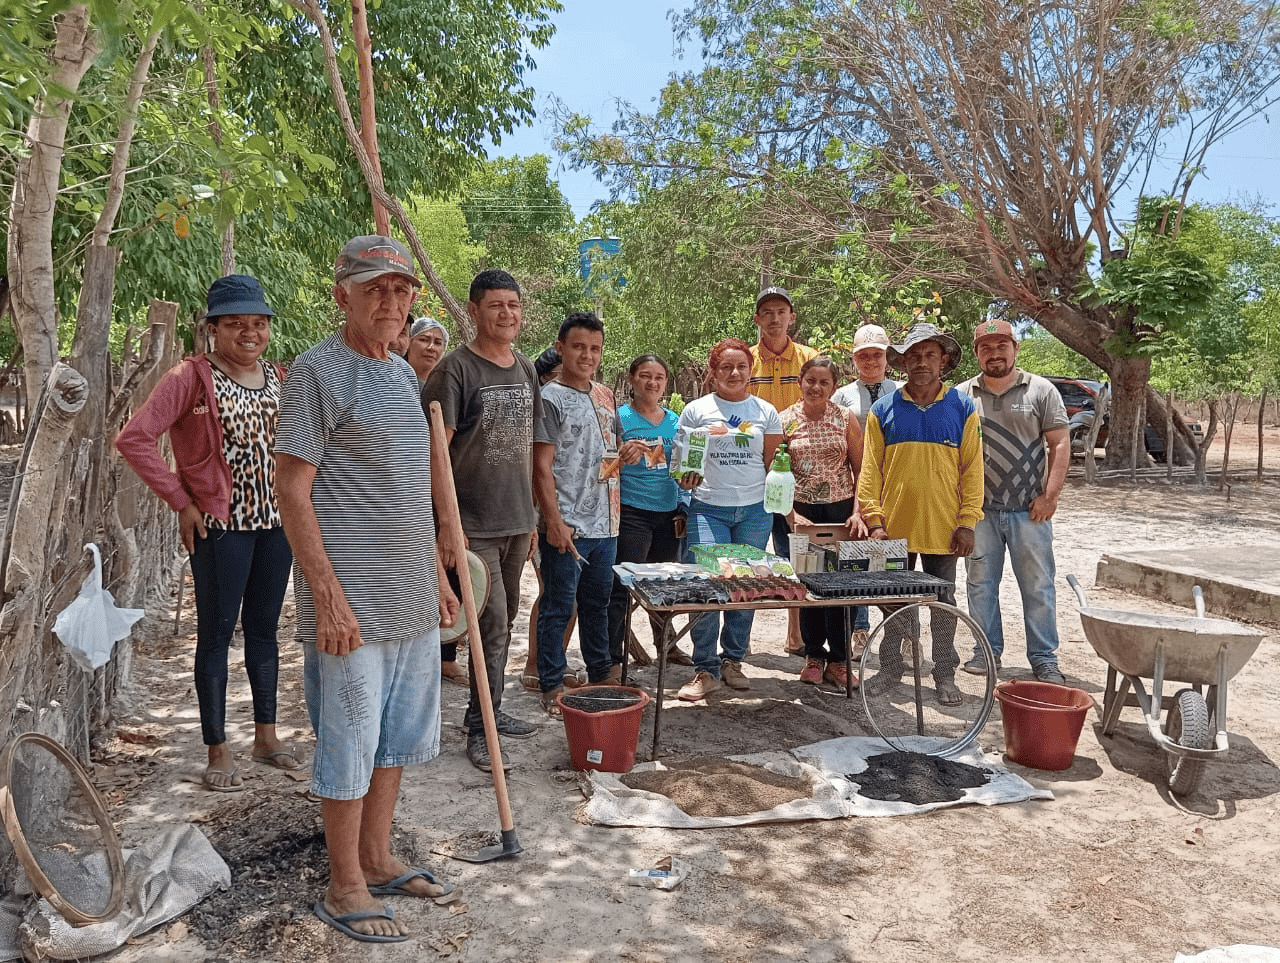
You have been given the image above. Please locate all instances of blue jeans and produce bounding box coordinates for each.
[965,510,1060,668]
[537,534,617,690]
[190,526,292,746]
[685,499,772,677]
[303,628,441,800]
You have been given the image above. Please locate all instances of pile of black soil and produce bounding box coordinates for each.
[188,794,422,958]
[561,688,644,714]
[848,750,990,804]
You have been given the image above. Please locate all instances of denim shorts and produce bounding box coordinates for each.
[303,628,441,800]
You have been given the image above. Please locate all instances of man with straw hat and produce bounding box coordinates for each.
[857,321,984,706]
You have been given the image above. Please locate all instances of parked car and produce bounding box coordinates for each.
[1043,376,1203,460]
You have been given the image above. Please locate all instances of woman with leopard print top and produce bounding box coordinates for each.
[116,275,298,793]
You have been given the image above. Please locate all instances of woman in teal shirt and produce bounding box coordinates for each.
[606,354,691,667]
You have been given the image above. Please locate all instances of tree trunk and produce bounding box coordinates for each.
[1102,356,1152,470]
[0,364,89,714]
[1258,389,1268,482]
[5,6,100,422]
[1219,393,1239,491]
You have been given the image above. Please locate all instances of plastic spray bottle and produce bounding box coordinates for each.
[763,443,795,515]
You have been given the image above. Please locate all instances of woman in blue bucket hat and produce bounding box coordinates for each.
[116,275,300,791]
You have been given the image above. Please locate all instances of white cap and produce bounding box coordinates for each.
[852,324,890,356]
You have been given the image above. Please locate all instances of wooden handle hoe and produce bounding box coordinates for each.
[429,402,522,862]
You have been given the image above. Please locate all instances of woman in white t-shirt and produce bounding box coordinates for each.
[672,337,783,703]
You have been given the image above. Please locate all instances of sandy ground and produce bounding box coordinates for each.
[90,431,1280,963]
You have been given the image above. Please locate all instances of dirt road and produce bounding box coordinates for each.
[97,461,1279,963]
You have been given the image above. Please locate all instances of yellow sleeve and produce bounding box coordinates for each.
[856,410,887,527]
[957,409,985,529]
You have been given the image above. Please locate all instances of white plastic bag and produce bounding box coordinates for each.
[52,544,144,671]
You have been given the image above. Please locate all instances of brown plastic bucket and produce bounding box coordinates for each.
[994,680,1093,771]
[556,684,651,773]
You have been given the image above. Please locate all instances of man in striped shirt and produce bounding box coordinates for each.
[277,235,459,944]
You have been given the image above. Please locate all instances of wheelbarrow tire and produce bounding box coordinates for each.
[1165,688,1210,796]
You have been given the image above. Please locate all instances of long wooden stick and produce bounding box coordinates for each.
[428,402,517,836]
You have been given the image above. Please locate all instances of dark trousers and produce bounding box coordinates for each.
[463,533,528,732]
[881,551,959,678]
[607,503,679,663]
[190,526,292,746]
[796,500,854,662]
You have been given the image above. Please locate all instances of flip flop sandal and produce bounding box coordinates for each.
[520,672,540,691]
[541,689,564,718]
[203,767,245,792]
[367,867,455,899]
[562,670,589,690]
[313,902,407,943]
[251,749,303,770]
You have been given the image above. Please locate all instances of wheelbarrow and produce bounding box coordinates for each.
[1066,575,1267,795]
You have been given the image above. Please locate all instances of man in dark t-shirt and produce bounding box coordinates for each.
[422,269,542,772]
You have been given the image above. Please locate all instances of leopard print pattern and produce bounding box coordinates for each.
[205,361,282,531]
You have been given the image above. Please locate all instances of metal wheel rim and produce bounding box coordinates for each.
[858,600,997,759]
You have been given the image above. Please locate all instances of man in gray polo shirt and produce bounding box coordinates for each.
[957,319,1070,685]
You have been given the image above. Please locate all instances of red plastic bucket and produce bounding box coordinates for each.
[994,680,1094,771]
[556,685,651,773]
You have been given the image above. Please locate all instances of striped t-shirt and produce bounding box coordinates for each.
[275,333,439,644]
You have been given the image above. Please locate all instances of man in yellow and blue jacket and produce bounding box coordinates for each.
[857,322,984,706]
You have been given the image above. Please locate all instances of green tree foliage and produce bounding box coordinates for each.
[1148,202,1280,398]
[2,0,559,358]
[558,0,1280,466]
[458,155,581,351]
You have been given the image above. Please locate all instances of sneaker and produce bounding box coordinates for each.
[466,729,510,772]
[677,671,721,702]
[1033,663,1067,686]
[799,659,824,685]
[962,651,1001,676]
[824,661,857,689]
[494,709,536,739]
[720,659,751,691]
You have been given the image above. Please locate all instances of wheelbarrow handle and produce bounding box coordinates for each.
[1065,574,1089,610]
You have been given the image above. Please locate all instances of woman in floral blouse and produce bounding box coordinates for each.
[779,356,867,688]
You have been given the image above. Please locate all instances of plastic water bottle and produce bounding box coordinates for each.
[763,444,795,515]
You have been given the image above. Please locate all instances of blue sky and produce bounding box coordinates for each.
[490,2,1279,221]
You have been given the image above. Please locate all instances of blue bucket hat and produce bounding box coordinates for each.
[206,275,275,319]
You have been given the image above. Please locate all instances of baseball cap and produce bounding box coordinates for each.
[206,275,275,319]
[851,324,890,356]
[755,286,793,310]
[334,235,422,287]
[973,319,1018,344]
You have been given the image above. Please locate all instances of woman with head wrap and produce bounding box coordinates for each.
[406,315,467,686]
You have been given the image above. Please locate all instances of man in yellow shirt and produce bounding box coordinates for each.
[748,287,818,409]
[748,286,818,655]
